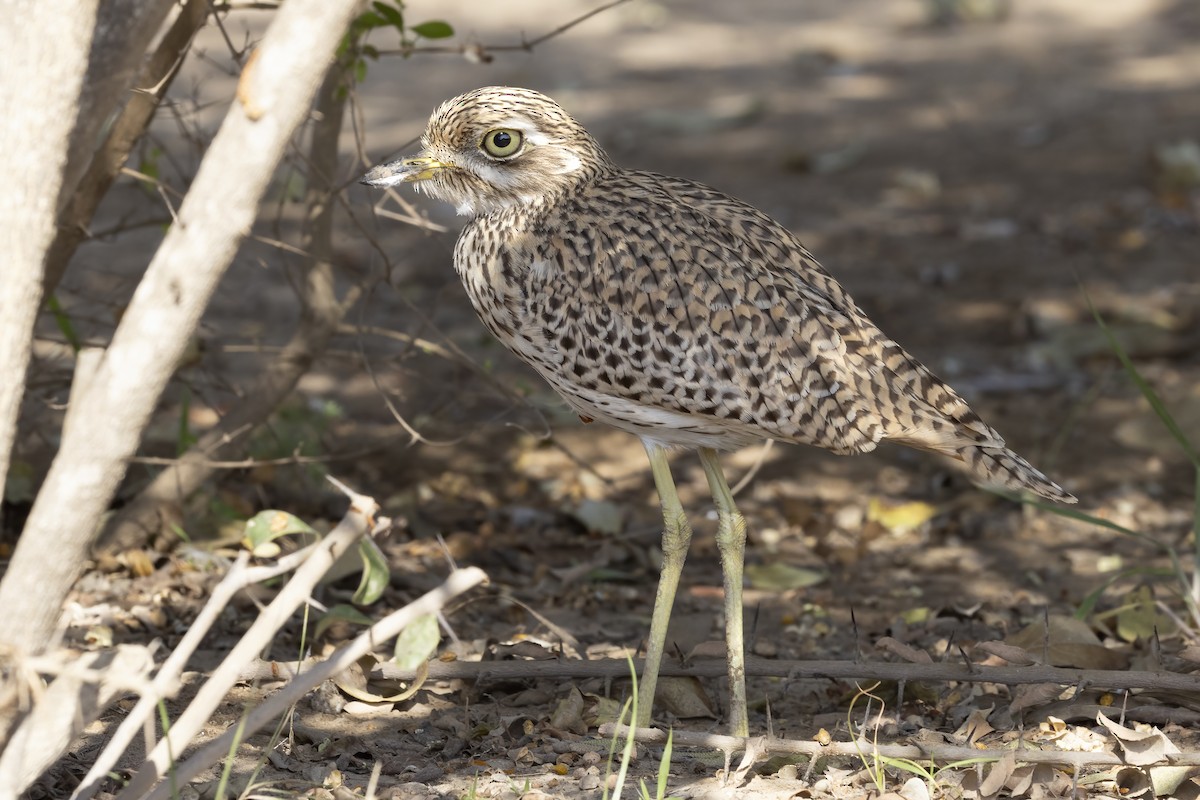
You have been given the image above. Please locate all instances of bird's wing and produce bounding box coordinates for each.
[517,170,1001,455]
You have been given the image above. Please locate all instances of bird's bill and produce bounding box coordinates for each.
[359,156,448,187]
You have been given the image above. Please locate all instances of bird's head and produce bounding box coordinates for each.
[360,86,613,217]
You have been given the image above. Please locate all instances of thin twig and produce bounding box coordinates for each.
[374,0,632,59]
[127,436,403,469]
[142,567,488,800]
[597,724,1200,769]
[114,481,382,800]
[70,553,253,800]
[731,440,773,497]
[370,655,1200,695]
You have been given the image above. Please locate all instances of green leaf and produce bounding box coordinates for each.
[242,510,318,555]
[4,460,36,504]
[411,20,454,39]
[314,603,375,641]
[353,10,387,32]
[372,1,404,31]
[177,389,197,455]
[393,613,439,671]
[45,294,81,352]
[352,537,390,605]
[1115,585,1176,641]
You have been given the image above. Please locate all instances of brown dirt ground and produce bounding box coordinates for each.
[18,0,1200,797]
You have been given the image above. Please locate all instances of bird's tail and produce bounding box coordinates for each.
[960,445,1076,504]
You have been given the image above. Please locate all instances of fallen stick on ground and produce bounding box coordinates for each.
[114,477,384,800]
[139,566,489,800]
[349,655,1200,696]
[598,723,1200,769]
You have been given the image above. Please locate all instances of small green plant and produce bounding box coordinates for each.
[177,388,198,455]
[638,727,675,800]
[848,682,994,794]
[602,655,680,800]
[242,508,391,606]
[45,294,81,352]
[339,1,455,88]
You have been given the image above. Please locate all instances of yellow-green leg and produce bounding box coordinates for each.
[697,447,749,737]
[637,440,694,727]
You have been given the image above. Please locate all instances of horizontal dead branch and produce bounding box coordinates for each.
[598,723,1195,770]
[362,656,1200,695]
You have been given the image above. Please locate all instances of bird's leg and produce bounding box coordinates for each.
[638,440,694,727]
[697,447,749,737]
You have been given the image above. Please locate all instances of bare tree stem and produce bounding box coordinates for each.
[101,51,365,554]
[0,0,363,655]
[0,0,99,587]
[42,0,209,297]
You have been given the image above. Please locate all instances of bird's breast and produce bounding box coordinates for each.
[454,219,558,368]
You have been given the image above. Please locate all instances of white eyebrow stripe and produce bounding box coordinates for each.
[495,115,536,130]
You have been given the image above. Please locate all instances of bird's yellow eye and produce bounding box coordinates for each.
[481,129,523,159]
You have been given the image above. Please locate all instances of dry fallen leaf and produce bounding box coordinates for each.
[867,497,938,534]
[955,705,995,745]
[744,561,826,591]
[1097,711,1177,766]
[656,676,717,720]
[876,636,933,664]
[1098,711,1200,796]
[1005,614,1129,670]
[974,641,1037,666]
[1115,585,1177,642]
[898,775,931,800]
[568,498,624,535]
[1037,715,1108,753]
[549,685,587,735]
[1009,683,1067,716]
[978,751,1017,798]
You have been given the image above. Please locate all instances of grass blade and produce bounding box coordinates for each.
[1087,299,1199,467]
[46,294,82,352]
[1008,494,1169,553]
[656,728,673,799]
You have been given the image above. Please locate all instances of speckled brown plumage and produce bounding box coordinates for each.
[364,86,1073,503]
[362,86,1074,735]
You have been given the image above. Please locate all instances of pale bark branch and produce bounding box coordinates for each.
[139,566,488,800]
[0,0,363,654]
[101,51,366,554]
[599,723,1200,770]
[368,654,1200,696]
[74,502,389,800]
[0,0,99,553]
[43,0,209,297]
[68,553,252,800]
[114,482,384,799]
[0,646,156,800]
